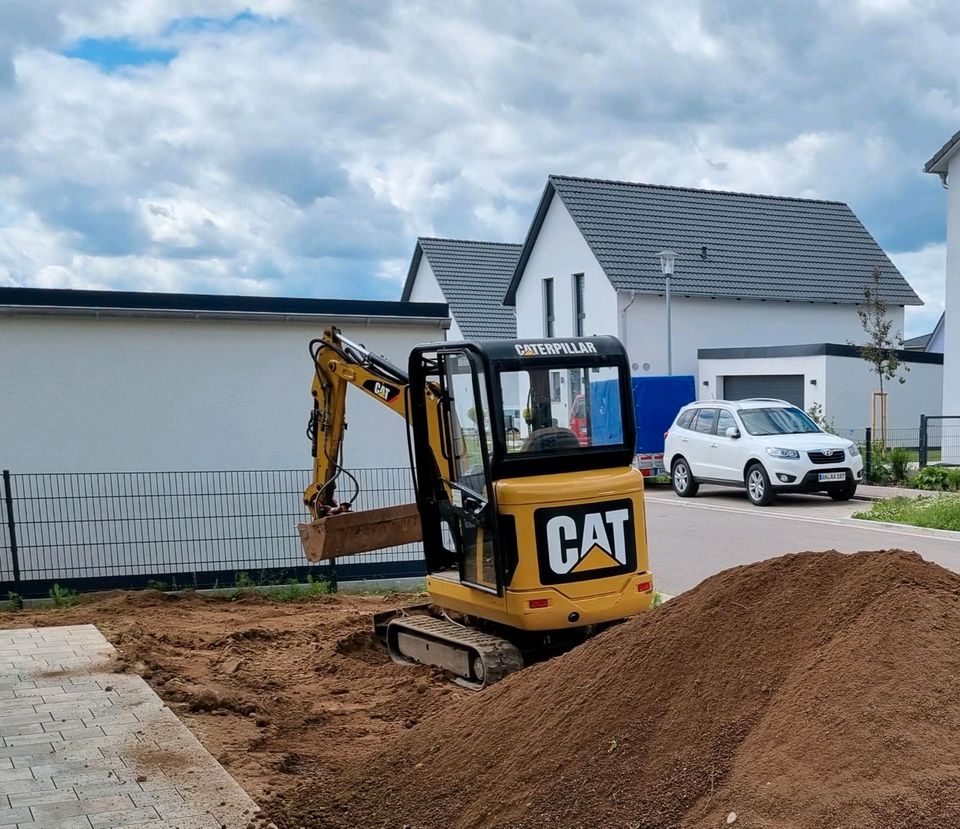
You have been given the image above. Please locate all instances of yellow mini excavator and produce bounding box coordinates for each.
[298,327,655,688]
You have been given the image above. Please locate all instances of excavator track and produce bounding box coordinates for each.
[385,615,524,690]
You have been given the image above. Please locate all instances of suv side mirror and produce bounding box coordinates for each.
[725,426,741,439]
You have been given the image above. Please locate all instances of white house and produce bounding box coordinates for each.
[504,175,923,426]
[402,236,522,413]
[0,287,449,474]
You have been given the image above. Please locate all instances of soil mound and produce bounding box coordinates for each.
[289,550,960,829]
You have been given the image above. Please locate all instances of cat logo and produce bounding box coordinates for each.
[533,499,637,584]
[362,378,401,403]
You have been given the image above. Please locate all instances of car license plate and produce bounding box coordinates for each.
[818,471,846,483]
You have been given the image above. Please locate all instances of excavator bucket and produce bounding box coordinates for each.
[298,503,422,562]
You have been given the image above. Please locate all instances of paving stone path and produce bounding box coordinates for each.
[0,624,259,829]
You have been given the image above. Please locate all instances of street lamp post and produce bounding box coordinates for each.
[657,250,677,375]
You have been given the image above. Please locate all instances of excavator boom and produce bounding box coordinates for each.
[298,327,422,562]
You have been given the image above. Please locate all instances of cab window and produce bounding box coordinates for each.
[694,408,719,435]
[501,365,624,453]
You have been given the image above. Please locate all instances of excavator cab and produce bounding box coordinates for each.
[407,336,654,636]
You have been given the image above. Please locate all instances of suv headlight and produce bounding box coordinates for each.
[766,447,800,459]
[847,444,860,457]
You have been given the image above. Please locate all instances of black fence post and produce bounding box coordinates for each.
[2,470,21,588]
[919,415,928,469]
[864,427,873,482]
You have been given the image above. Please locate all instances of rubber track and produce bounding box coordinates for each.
[387,614,524,690]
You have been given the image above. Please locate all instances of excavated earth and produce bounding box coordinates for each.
[9,549,960,829]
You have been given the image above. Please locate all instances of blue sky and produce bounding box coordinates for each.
[0,0,956,336]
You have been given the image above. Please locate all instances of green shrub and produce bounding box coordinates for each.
[48,584,78,607]
[913,466,955,491]
[887,447,911,483]
[145,579,168,592]
[7,591,23,611]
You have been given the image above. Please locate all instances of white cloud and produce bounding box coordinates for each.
[0,0,956,307]
[889,243,947,338]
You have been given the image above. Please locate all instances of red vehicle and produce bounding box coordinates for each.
[570,392,588,445]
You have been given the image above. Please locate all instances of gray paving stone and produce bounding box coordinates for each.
[6,787,77,808]
[0,778,53,796]
[29,795,133,821]
[88,806,159,828]
[0,806,31,825]
[14,816,93,829]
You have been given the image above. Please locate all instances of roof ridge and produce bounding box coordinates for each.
[547,174,848,207]
[418,236,523,248]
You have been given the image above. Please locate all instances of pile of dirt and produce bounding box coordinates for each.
[6,589,463,806]
[282,550,960,829]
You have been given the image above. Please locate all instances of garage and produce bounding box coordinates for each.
[722,374,805,408]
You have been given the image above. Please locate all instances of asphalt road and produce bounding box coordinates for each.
[645,484,960,596]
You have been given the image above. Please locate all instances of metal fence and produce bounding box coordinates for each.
[0,467,423,599]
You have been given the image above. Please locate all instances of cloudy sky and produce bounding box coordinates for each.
[0,0,957,335]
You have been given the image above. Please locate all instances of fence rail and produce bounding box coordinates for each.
[0,468,422,598]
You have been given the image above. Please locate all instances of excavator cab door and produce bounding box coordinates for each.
[409,347,502,595]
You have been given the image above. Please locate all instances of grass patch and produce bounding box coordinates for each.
[854,495,960,532]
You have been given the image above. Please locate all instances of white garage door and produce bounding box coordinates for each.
[723,375,805,408]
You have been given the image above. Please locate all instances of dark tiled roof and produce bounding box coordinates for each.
[924,129,960,173]
[903,332,933,350]
[402,237,521,339]
[505,175,921,307]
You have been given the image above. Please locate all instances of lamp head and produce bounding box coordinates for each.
[657,249,677,275]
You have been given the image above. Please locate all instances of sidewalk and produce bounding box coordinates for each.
[0,624,260,829]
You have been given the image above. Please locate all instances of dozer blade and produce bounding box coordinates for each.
[298,503,422,562]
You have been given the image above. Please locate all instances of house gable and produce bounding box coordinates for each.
[401,237,520,339]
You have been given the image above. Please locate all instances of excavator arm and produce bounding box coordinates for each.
[298,327,422,562]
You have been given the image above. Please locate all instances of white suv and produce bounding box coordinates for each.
[664,399,863,506]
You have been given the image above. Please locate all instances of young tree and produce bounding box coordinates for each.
[854,265,909,397]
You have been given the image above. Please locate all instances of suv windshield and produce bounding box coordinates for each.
[738,407,820,436]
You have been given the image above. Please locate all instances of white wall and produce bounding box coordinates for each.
[697,352,942,437]
[823,355,942,436]
[0,314,446,474]
[623,294,904,380]
[698,353,825,408]
[945,153,960,431]
[928,318,945,353]
[513,196,619,341]
[408,256,464,341]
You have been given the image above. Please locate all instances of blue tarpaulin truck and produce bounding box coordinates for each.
[588,374,697,476]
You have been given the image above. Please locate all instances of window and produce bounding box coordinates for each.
[694,408,719,435]
[572,273,585,336]
[738,407,820,436]
[717,410,738,437]
[677,410,695,430]
[502,365,624,454]
[542,278,555,337]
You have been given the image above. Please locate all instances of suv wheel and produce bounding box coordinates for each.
[745,463,776,506]
[672,458,699,498]
[829,480,858,501]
